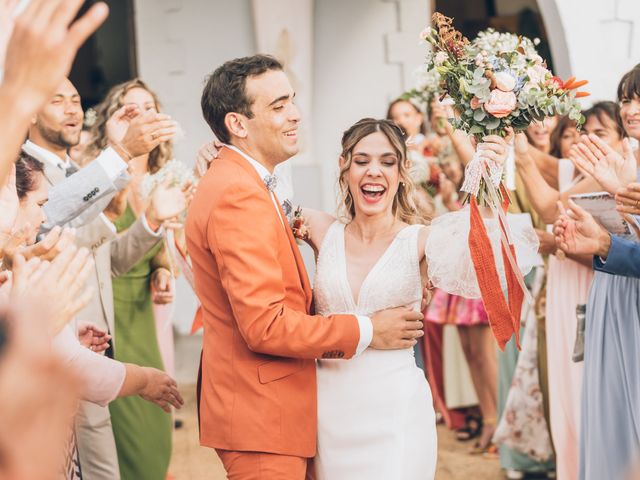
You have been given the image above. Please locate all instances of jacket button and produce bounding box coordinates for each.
[83,196,89,201]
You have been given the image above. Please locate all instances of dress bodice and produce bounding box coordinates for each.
[314,221,424,317]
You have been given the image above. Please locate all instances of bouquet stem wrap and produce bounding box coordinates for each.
[464,149,532,350]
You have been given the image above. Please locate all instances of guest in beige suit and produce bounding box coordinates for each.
[24,78,183,480]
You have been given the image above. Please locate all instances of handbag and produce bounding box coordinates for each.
[572,304,586,362]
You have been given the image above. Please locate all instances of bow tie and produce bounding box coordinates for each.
[263,174,278,192]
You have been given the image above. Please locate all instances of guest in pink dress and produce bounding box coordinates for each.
[426,155,498,454]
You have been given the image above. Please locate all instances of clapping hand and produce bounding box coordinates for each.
[615,182,640,215]
[140,367,184,412]
[11,244,95,336]
[430,100,455,136]
[569,134,636,195]
[21,226,77,261]
[3,226,77,268]
[146,175,194,229]
[113,110,178,160]
[513,132,535,170]
[106,104,141,146]
[3,0,108,114]
[77,323,111,354]
[0,0,19,68]
[535,228,557,256]
[553,200,610,257]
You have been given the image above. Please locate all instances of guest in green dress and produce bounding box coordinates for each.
[109,204,173,480]
[86,78,177,480]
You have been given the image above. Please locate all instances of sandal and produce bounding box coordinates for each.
[455,414,482,442]
[469,441,498,457]
[469,417,498,456]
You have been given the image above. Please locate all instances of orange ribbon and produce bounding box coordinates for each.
[468,188,524,351]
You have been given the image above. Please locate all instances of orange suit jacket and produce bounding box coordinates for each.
[185,147,361,458]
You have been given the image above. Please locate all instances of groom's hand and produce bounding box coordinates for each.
[369,308,424,350]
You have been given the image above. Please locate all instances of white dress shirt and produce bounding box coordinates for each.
[23,139,127,181]
[226,144,373,355]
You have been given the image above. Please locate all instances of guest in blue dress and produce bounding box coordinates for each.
[554,64,640,477]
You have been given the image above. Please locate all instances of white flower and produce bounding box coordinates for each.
[435,51,448,65]
[526,64,549,86]
[494,71,517,92]
[142,159,197,198]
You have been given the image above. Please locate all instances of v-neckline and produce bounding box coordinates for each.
[339,223,412,310]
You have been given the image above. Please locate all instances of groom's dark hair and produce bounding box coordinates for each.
[201,54,284,144]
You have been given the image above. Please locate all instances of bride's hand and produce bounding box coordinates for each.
[477,134,510,169]
[421,282,434,312]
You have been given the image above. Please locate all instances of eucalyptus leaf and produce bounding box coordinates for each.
[473,109,486,121]
[485,117,500,129]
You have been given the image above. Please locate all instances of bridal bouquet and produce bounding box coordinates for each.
[422,14,587,140]
[421,14,588,350]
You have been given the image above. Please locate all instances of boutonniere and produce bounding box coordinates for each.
[291,206,310,241]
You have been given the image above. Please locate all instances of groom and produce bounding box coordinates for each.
[186,54,424,479]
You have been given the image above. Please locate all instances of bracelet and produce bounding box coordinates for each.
[111,141,133,162]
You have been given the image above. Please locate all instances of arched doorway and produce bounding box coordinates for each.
[432,0,569,77]
[69,0,138,109]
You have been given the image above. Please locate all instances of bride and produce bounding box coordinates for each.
[302,118,437,479]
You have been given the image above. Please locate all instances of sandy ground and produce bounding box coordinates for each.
[168,384,504,480]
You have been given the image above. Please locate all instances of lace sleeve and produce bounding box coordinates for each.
[424,207,540,298]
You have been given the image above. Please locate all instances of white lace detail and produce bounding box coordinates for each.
[314,222,424,317]
[425,207,540,299]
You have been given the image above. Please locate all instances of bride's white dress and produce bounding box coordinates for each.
[313,222,437,480]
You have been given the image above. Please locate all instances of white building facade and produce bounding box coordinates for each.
[131,0,640,331]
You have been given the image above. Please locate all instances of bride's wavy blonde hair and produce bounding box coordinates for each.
[338,118,427,225]
[84,79,172,174]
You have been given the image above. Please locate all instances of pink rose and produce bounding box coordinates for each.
[484,89,517,118]
[470,96,482,110]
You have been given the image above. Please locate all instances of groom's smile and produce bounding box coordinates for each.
[243,69,301,165]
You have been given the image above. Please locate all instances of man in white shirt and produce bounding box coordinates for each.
[24,77,183,480]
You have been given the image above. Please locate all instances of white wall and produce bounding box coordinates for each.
[538,0,640,103]
[133,0,429,326]
[133,0,256,333]
[313,0,429,213]
[134,0,256,166]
